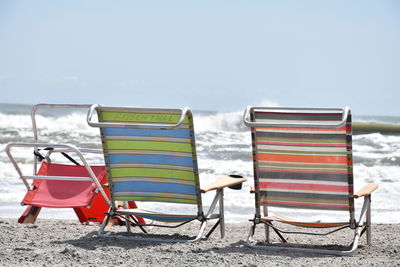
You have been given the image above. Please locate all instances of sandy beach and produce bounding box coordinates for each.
[0,218,398,266]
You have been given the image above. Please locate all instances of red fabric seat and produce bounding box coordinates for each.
[19,162,146,224]
[22,162,107,208]
[20,162,109,223]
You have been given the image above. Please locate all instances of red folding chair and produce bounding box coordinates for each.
[6,104,144,225]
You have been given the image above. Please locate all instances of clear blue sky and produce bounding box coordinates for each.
[0,1,399,115]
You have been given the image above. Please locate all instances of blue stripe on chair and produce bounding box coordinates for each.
[113,182,197,195]
[108,154,194,167]
[103,128,191,138]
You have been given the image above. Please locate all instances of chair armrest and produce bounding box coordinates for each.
[354,183,379,199]
[201,175,247,193]
[250,186,255,194]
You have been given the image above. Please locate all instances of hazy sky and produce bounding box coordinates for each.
[0,1,399,115]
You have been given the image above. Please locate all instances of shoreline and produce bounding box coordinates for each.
[0,217,398,266]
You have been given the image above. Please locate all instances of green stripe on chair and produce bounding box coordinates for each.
[111,168,196,180]
[104,140,193,152]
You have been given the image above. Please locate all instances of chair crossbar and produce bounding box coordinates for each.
[263,222,350,236]
[124,216,197,229]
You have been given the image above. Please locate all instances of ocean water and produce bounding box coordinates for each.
[0,103,399,224]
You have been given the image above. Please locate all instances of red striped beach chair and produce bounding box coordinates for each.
[87,105,246,242]
[243,106,378,255]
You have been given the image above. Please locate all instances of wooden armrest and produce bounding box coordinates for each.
[354,183,379,198]
[201,175,247,193]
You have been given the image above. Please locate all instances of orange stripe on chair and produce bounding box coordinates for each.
[257,153,348,164]
[260,168,348,175]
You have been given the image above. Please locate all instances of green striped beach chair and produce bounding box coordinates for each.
[87,105,246,242]
[243,106,378,255]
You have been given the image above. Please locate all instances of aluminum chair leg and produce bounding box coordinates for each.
[190,221,208,243]
[99,207,113,234]
[366,195,372,245]
[247,224,255,242]
[204,189,224,239]
[123,201,132,233]
[263,206,269,242]
[99,213,111,234]
[219,189,225,238]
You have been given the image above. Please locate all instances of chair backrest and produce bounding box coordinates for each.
[90,106,203,212]
[244,107,354,220]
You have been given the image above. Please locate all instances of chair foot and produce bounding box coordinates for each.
[18,206,41,224]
